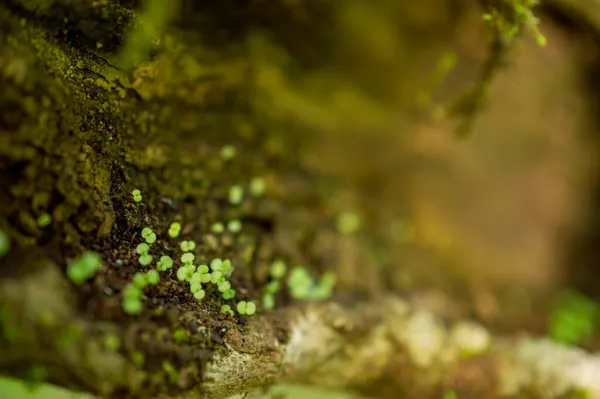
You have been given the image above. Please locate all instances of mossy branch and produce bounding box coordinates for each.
[2,1,600,398]
[1,257,600,399]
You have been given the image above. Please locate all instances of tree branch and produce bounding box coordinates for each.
[2,256,600,399]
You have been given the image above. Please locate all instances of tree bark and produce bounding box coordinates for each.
[2,1,600,399]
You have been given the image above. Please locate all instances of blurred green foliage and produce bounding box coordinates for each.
[549,290,599,345]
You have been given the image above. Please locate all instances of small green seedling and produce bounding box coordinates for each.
[197,264,209,274]
[218,281,231,292]
[0,229,9,257]
[180,240,196,252]
[122,283,143,315]
[220,145,236,161]
[211,222,224,234]
[132,189,142,203]
[287,266,314,300]
[263,294,275,310]
[122,296,143,315]
[168,222,181,238]
[287,266,336,301]
[67,251,102,285]
[37,213,52,228]
[177,265,195,281]
[237,301,256,316]
[194,290,206,300]
[222,289,236,300]
[190,281,203,294]
[181,252,195,265]
[210,258,222,271]
[157,255,174,271]
[270,260,287,279]
[249,177,266,197]
[228,185,244,205]
[135,243,153,266]
[132,272,148,289]
[264,281,281,295]
[227,219,242,233]
[146,270,160,285]
[221,259,233,277]
[141,227,157,244]
[123,284,142,299]
[220,305,234,317]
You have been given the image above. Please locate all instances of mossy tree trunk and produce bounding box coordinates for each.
[2,1,600,398]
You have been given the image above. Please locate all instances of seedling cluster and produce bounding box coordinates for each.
[119,144,338,318]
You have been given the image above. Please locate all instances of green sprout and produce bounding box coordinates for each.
[287,266,314,300]
[210,271,223,284]
[237,301,256,316]
[270,260,287,279]
[67,251,102,285]
[218,281,231,293]
[220,304,234,317]
[157,255,174,271]
[311,271,336,300]
[0,229,9,257]
[177,265,195,281]
[180,240,196,252]
[136,243,150,254]
[222,289,236,300]
[211,222,224,234]
[221,259,233,277]
[132,272,148,289]
[168,222,181,238]
[135,243,153,266]
[190,281,203,294]
[220,145,236,161]
[132,189,142,203]
[264,281,281,295]
[123,284,142,299]
[37,213,52,228]
[139,254,152,266]
[210,258,222,271]
[194,290,206,300]
[287,266,336,301]
[249,177,266,197]
[263,294,275,310]
[197,264,209,274]
[141,227,157,244]
[122,283,143,315]
[228,185,244,205]
[181,252,195,265]
[227,219,242,234]
[336,212,361,236]
[147,269,160,285]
